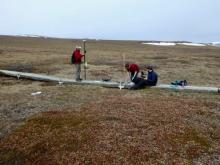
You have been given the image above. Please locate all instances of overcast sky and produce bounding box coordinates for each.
[0,0,220,42]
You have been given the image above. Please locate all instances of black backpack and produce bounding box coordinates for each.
[171,80,188,86]
[71,51,75,64]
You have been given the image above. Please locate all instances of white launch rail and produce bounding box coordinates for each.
[0,70,219,93]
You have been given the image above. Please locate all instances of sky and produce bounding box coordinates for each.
[0,0,220,42]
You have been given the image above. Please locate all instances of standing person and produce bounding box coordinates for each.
[130,65,158,90]
[72,46,84,81]
[125,63,140,83]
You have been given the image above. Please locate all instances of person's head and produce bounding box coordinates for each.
[75,45,82,50]
[145,65,153,72]
[125,63,130,70]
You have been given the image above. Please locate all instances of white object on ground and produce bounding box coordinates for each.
[17,74,20,79]
[58,79,63,85]
[119,82,124,90]
[31,91,42,96]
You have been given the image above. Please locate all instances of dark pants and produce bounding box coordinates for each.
[130,78,156,90]
[130,72,138,82]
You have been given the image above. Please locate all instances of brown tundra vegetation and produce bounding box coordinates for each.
[0,36,220,164]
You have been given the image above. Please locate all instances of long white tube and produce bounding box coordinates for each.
[153,84,219,93]
[0,70,219,93]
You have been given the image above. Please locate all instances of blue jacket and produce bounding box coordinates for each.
[147,70,158,85]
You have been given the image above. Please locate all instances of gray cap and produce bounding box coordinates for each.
[145,65,153,70]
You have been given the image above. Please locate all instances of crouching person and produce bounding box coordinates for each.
[125,63,139,83]
[130,65,158,90]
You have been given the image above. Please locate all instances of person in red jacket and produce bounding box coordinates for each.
[72,46,84,81]
[125,63,139,82]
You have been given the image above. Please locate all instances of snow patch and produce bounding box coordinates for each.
[178,43,206,47]
[142,42,207,47]
[211,42,220,46]
[16,34,47,39]
[142,42,176,46]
